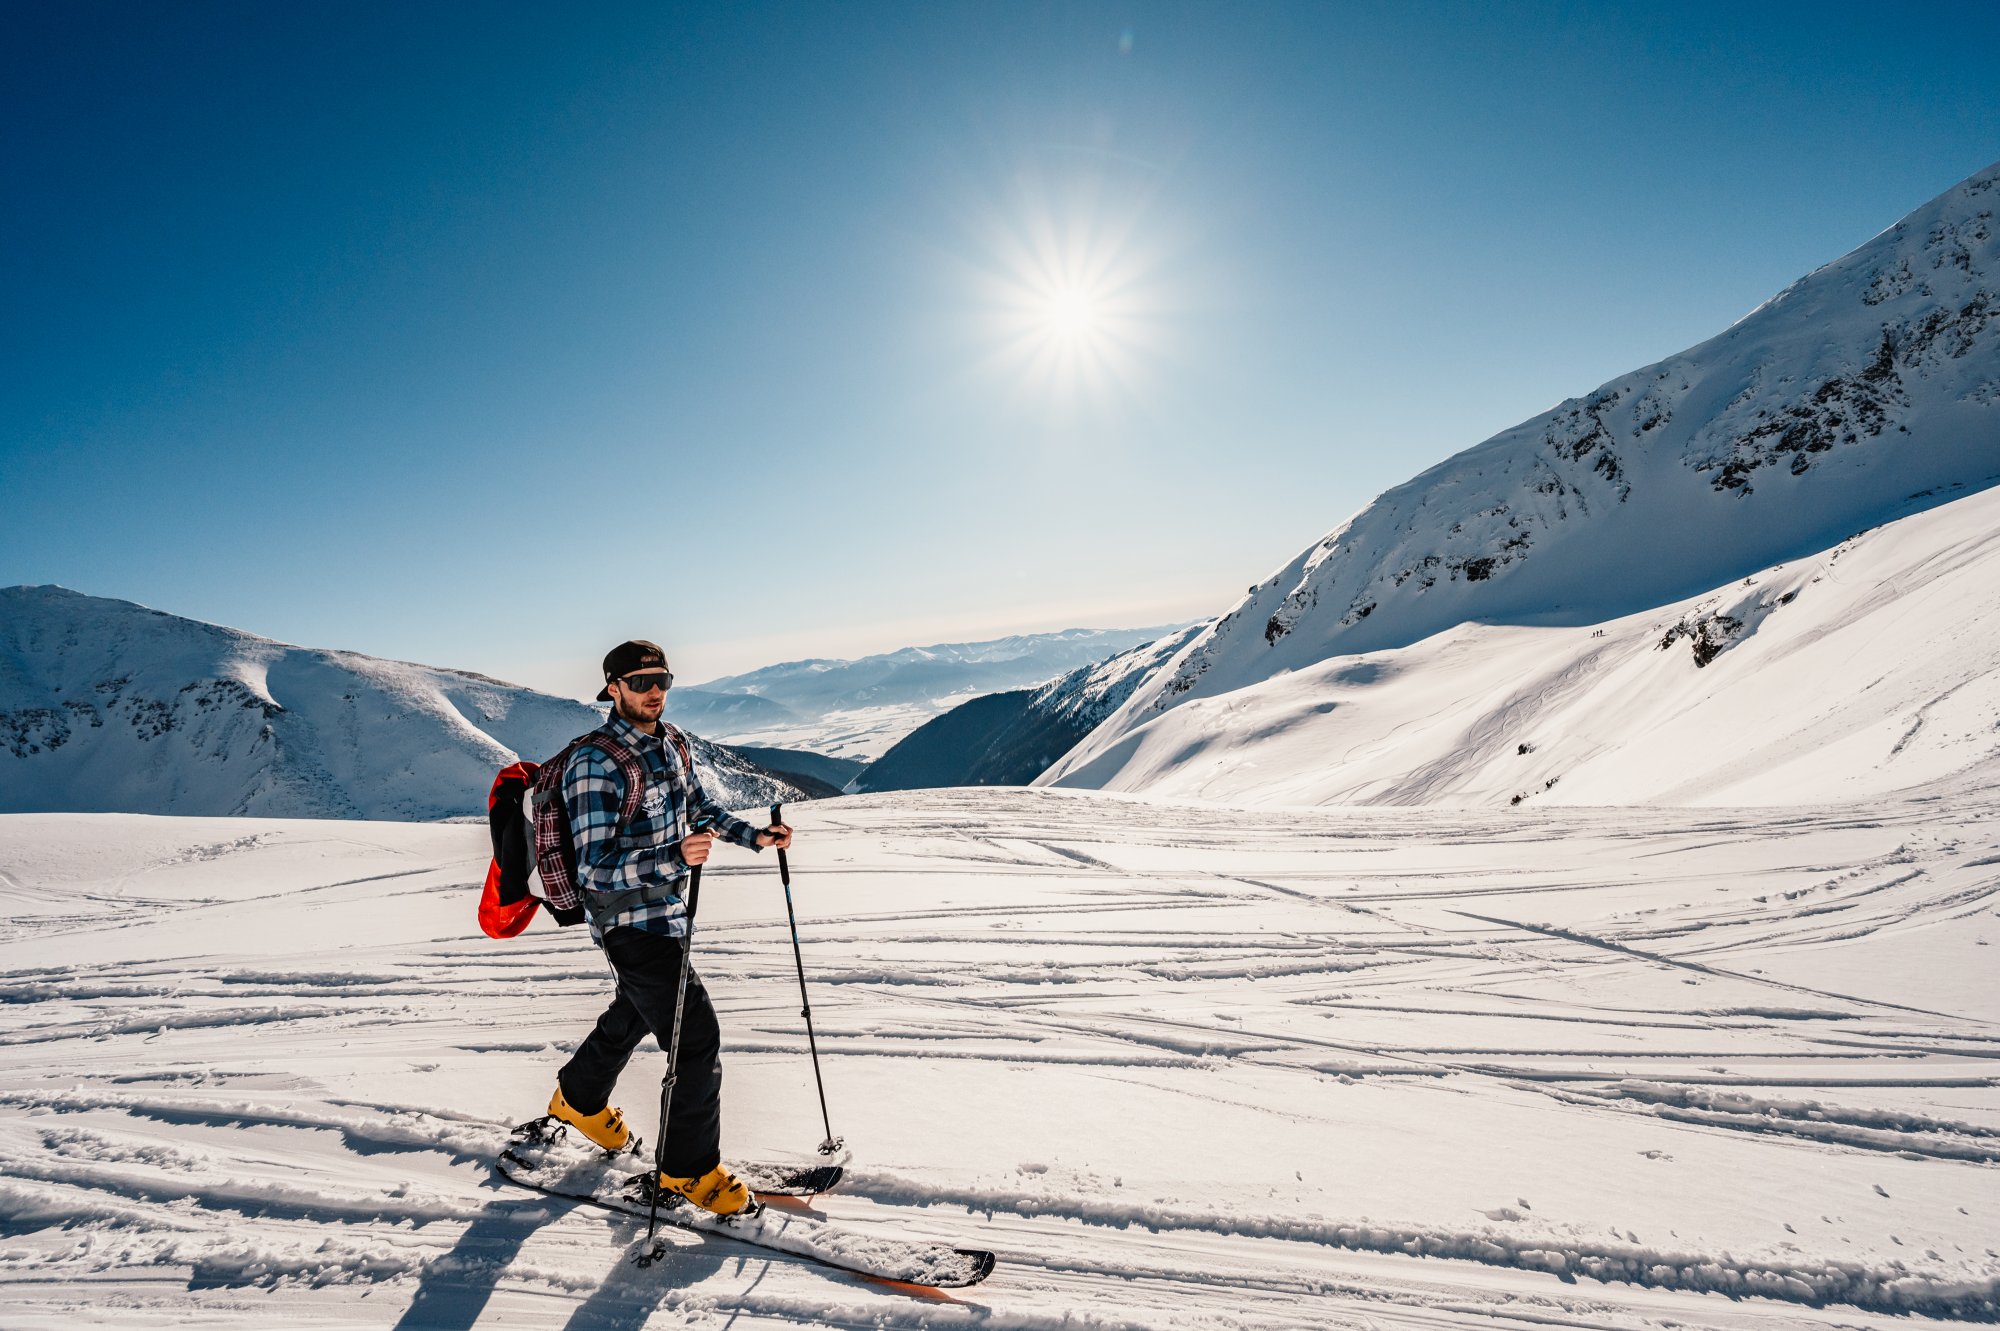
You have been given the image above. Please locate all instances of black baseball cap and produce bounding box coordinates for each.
[597,639,667,702]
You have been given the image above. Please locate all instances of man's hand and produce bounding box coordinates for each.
[756,822,793,850]
[680,829,719,865]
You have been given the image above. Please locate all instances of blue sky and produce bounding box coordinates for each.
[5,1,1996,695]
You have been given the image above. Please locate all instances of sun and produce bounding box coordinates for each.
[1044,286,1100,343]
[944,154,1181,415]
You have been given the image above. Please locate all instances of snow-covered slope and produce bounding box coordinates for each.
[0,586,816,818]
[680,624,1193,761]
[1052,161,2000,803]
[1047,481,2000,806]
[1,788,1995,1325]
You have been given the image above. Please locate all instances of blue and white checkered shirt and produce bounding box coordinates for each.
[563,712,763,942]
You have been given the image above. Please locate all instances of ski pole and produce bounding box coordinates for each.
[639,815,714,1264]
[772,803,841,1155]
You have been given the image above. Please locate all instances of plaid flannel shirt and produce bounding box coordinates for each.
[563,712,763,942]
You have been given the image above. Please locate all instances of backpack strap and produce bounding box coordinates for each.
[661,722,695,779]
[585,729,649,830]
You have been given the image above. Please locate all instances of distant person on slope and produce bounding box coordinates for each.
[545,638,792,1216]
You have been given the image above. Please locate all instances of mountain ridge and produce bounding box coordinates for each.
[0,585,818,819]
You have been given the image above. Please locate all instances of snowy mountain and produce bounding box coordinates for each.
[851,624,1205,792]
[1048,161,2000,805]
[1045,481,2000,806]
[0,586,819,819]
[679,623,1193,761]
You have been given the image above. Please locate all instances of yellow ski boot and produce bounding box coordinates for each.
[660,1163,752,1216]
[547,1086,630,1152]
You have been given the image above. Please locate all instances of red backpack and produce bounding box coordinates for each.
[477,726,694,938]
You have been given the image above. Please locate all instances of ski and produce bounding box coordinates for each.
[496,1132,995,1288]
[508,1117,846,1196]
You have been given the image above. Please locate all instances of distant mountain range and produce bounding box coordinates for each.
[725,746,864,798]
[669,625,1193,761]
[1037,159,2000,806]
[0,587,820,819]
[850,626,1203,793]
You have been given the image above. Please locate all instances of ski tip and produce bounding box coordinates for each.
[862,1250,995,1296]
[949,1249,998,1287]
[789,1165,846,1195]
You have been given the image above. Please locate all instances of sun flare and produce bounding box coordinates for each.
[949,156,1181,414]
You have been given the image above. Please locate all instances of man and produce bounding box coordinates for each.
[545,639,792,1216]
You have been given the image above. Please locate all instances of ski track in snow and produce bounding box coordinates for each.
[0,788,1995,1328]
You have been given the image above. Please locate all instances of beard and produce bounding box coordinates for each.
[614,693,664,729]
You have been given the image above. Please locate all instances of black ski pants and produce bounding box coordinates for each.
[557,925,723,1179]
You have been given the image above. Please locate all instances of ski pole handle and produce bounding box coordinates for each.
[771,803,791,886]
[685,813,714,922]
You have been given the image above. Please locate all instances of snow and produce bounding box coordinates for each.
[0,787,1993,1327]
[1042,478,2000,808]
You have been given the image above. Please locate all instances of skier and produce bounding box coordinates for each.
[545,638,792,1215]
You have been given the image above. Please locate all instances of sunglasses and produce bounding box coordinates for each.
[616,671,673,693]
